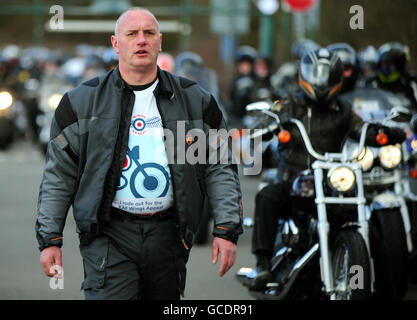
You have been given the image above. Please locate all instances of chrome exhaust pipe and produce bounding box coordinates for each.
[265,243,319,299]
[271,246,291,271]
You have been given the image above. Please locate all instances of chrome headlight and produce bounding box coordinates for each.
[328,166,356,193]
[0,91,13,111]
[353,147,374,171]
[47,93,62,110]
[379,145,402,169]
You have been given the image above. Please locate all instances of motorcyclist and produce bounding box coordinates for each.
[229,46,258,121]
[253,55,275,101]
[357,45,378,86]
[327,42,360,94]
[249,48,406,289]
[174,51,223,112]
[366,42,417,109]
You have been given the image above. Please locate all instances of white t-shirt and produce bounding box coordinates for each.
[112,79,174,214]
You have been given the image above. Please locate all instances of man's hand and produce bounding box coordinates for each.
[211,237,237,277]
[40,246,63,278]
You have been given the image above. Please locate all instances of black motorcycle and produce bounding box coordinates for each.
[237,101,378,300]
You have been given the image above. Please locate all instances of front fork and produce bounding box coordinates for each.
[395,173,415,253]
[314,167,375,299]
[313,167,334,297]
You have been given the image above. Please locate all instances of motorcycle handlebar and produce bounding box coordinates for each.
[259,109,370,163]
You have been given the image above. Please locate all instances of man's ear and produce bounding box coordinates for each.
[159,33,163,52]
[111,35,119,54]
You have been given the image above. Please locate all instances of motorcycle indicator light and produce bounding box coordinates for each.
[327,166,356,193]
[278,130,291,143]
[410,168,417,179]
[0,91,13,111]
[376,132,388,145]
[379,145,402,169]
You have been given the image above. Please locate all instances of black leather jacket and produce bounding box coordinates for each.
[35,66,243,251]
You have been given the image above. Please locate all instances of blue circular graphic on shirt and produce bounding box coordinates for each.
[130,163,170,198]
[132,118,146,132]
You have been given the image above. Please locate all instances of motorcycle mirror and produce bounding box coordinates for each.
[389,105,412,123]
[245,101,271,115]
[410,114,417,133]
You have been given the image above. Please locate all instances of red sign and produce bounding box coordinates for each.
[284,0,316,12]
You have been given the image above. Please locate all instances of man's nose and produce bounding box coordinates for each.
[136,32,147,45]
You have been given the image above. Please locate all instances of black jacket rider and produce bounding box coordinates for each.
[250,89,406,290]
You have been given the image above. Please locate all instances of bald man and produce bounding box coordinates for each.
[36,7,243,300]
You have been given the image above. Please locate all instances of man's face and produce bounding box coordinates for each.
[111,10,162,71]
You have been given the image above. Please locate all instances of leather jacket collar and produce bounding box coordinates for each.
[110,65,174,98]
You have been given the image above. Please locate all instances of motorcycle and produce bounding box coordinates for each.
[236,100,378,300]
[0,88,16,149]
[341,87,417,297]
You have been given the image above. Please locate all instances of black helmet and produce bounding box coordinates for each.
[298,48,343,104]
[327,42,359,93]
[291,38,320,61]
[377,42,409,83]
[235,45,258,64]
[175,51,203,72]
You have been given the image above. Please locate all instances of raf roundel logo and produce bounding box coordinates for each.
[131,115,147,135]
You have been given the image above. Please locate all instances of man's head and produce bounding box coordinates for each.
[111,8,162,77]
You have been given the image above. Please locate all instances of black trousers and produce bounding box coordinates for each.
[251,182,292,257]
[79,214,190,300]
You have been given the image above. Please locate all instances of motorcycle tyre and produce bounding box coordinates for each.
[373,209,408,299]
[331,230,371,300]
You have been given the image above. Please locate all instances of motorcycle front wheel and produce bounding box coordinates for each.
[373,209,408,299]
[331,230,371,300]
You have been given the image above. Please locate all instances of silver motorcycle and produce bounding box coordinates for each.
[342,87,417,298]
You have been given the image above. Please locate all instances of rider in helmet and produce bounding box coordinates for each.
[174,51,204,79]
[357,45,378,85]
[229,46,258,121]
[366,42,417,109]
[249,48,406,290]
[174,51,222,108]
[327,42,360,94]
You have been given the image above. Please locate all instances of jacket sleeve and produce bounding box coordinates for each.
[35,93,79,251]
[202,95,243,244]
